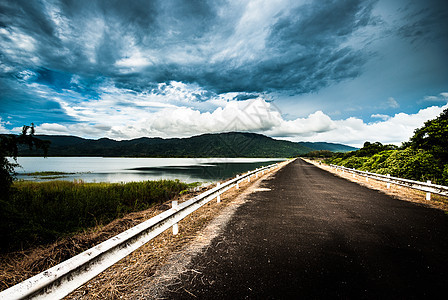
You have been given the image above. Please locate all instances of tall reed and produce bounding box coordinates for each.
[0,179,192,252]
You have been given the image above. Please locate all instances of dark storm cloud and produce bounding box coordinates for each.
[269,0,376,48]
[0,0,55,37]
[185,0,379,94]
[234,93,260,101]
[396,0,448,44]
[0,0,381,96]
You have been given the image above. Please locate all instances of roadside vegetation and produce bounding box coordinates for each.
[324,108,448,185]
[0,125,197,252]
[0,179,194,252]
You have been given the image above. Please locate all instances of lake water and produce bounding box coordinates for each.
[14,157,284,184]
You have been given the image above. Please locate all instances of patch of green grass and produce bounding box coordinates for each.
[0,179,192,252]
[24,171,75,176]
[38,176,68,180]
[180,181,201,195]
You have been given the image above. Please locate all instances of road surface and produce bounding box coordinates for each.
[164,159,448,299]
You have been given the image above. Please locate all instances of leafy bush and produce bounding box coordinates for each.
[340,156,369,169]
[376,148,441,182]
[360,150,395,171]
[442,165,448,186]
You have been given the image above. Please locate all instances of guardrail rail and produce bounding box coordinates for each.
[330,164,448,200]
[0,162,283,299]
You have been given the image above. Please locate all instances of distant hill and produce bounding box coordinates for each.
[17,132,314,158]
[298,142,358,153]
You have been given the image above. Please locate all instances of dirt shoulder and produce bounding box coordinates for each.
[304,158,448,212]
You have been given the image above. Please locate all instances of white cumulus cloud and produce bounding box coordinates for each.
[371,114,390,120]
[300,104,447,147]
[23,79,447,148]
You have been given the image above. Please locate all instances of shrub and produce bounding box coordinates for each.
[441,164,448,186]
[377,148,442,183]
[360,150,396,172]
[340,156,369,169]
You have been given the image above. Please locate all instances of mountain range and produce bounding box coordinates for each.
[17,132,357,158]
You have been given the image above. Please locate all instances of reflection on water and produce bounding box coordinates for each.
[15,157,284,183]
[130,162,277,181]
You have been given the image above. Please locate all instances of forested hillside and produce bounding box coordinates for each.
[17,132,314,158]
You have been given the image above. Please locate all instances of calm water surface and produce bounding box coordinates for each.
[15,157,284,183]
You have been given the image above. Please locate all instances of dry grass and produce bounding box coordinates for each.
[0,187,209,292]
[0,161,290,299]
[305,159,448,212]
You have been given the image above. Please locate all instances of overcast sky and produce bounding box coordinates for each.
[1,0,447,147]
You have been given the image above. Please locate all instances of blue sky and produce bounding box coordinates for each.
[0,0,447,147]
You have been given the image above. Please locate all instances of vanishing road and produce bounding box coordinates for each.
[165,159,448,299]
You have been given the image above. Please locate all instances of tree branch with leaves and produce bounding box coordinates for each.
[0,124,50,197]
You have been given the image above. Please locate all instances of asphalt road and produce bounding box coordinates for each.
[164,159,448,299]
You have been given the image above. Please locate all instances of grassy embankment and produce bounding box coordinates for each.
[0,179,196,253]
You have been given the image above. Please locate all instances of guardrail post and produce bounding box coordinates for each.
[236,175,239,189]
[217,182,221,203]
[172,201,179,235]
[248,172,251,182]
[352,169,355,178]
[387,174,390,189]
[256,169,259,178]
[426,180,431,200]
[366,175,369,182]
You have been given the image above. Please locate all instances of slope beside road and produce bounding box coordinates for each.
[161,158,448,299]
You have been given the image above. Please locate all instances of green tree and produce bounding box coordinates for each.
[302,150,335,158]
[407,108,448,163]
[405,108,448,184]
[355,142,398,157]
[0,124,50,198]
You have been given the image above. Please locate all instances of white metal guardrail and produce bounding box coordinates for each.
[330,164,448,200]
[0,162,282,299]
